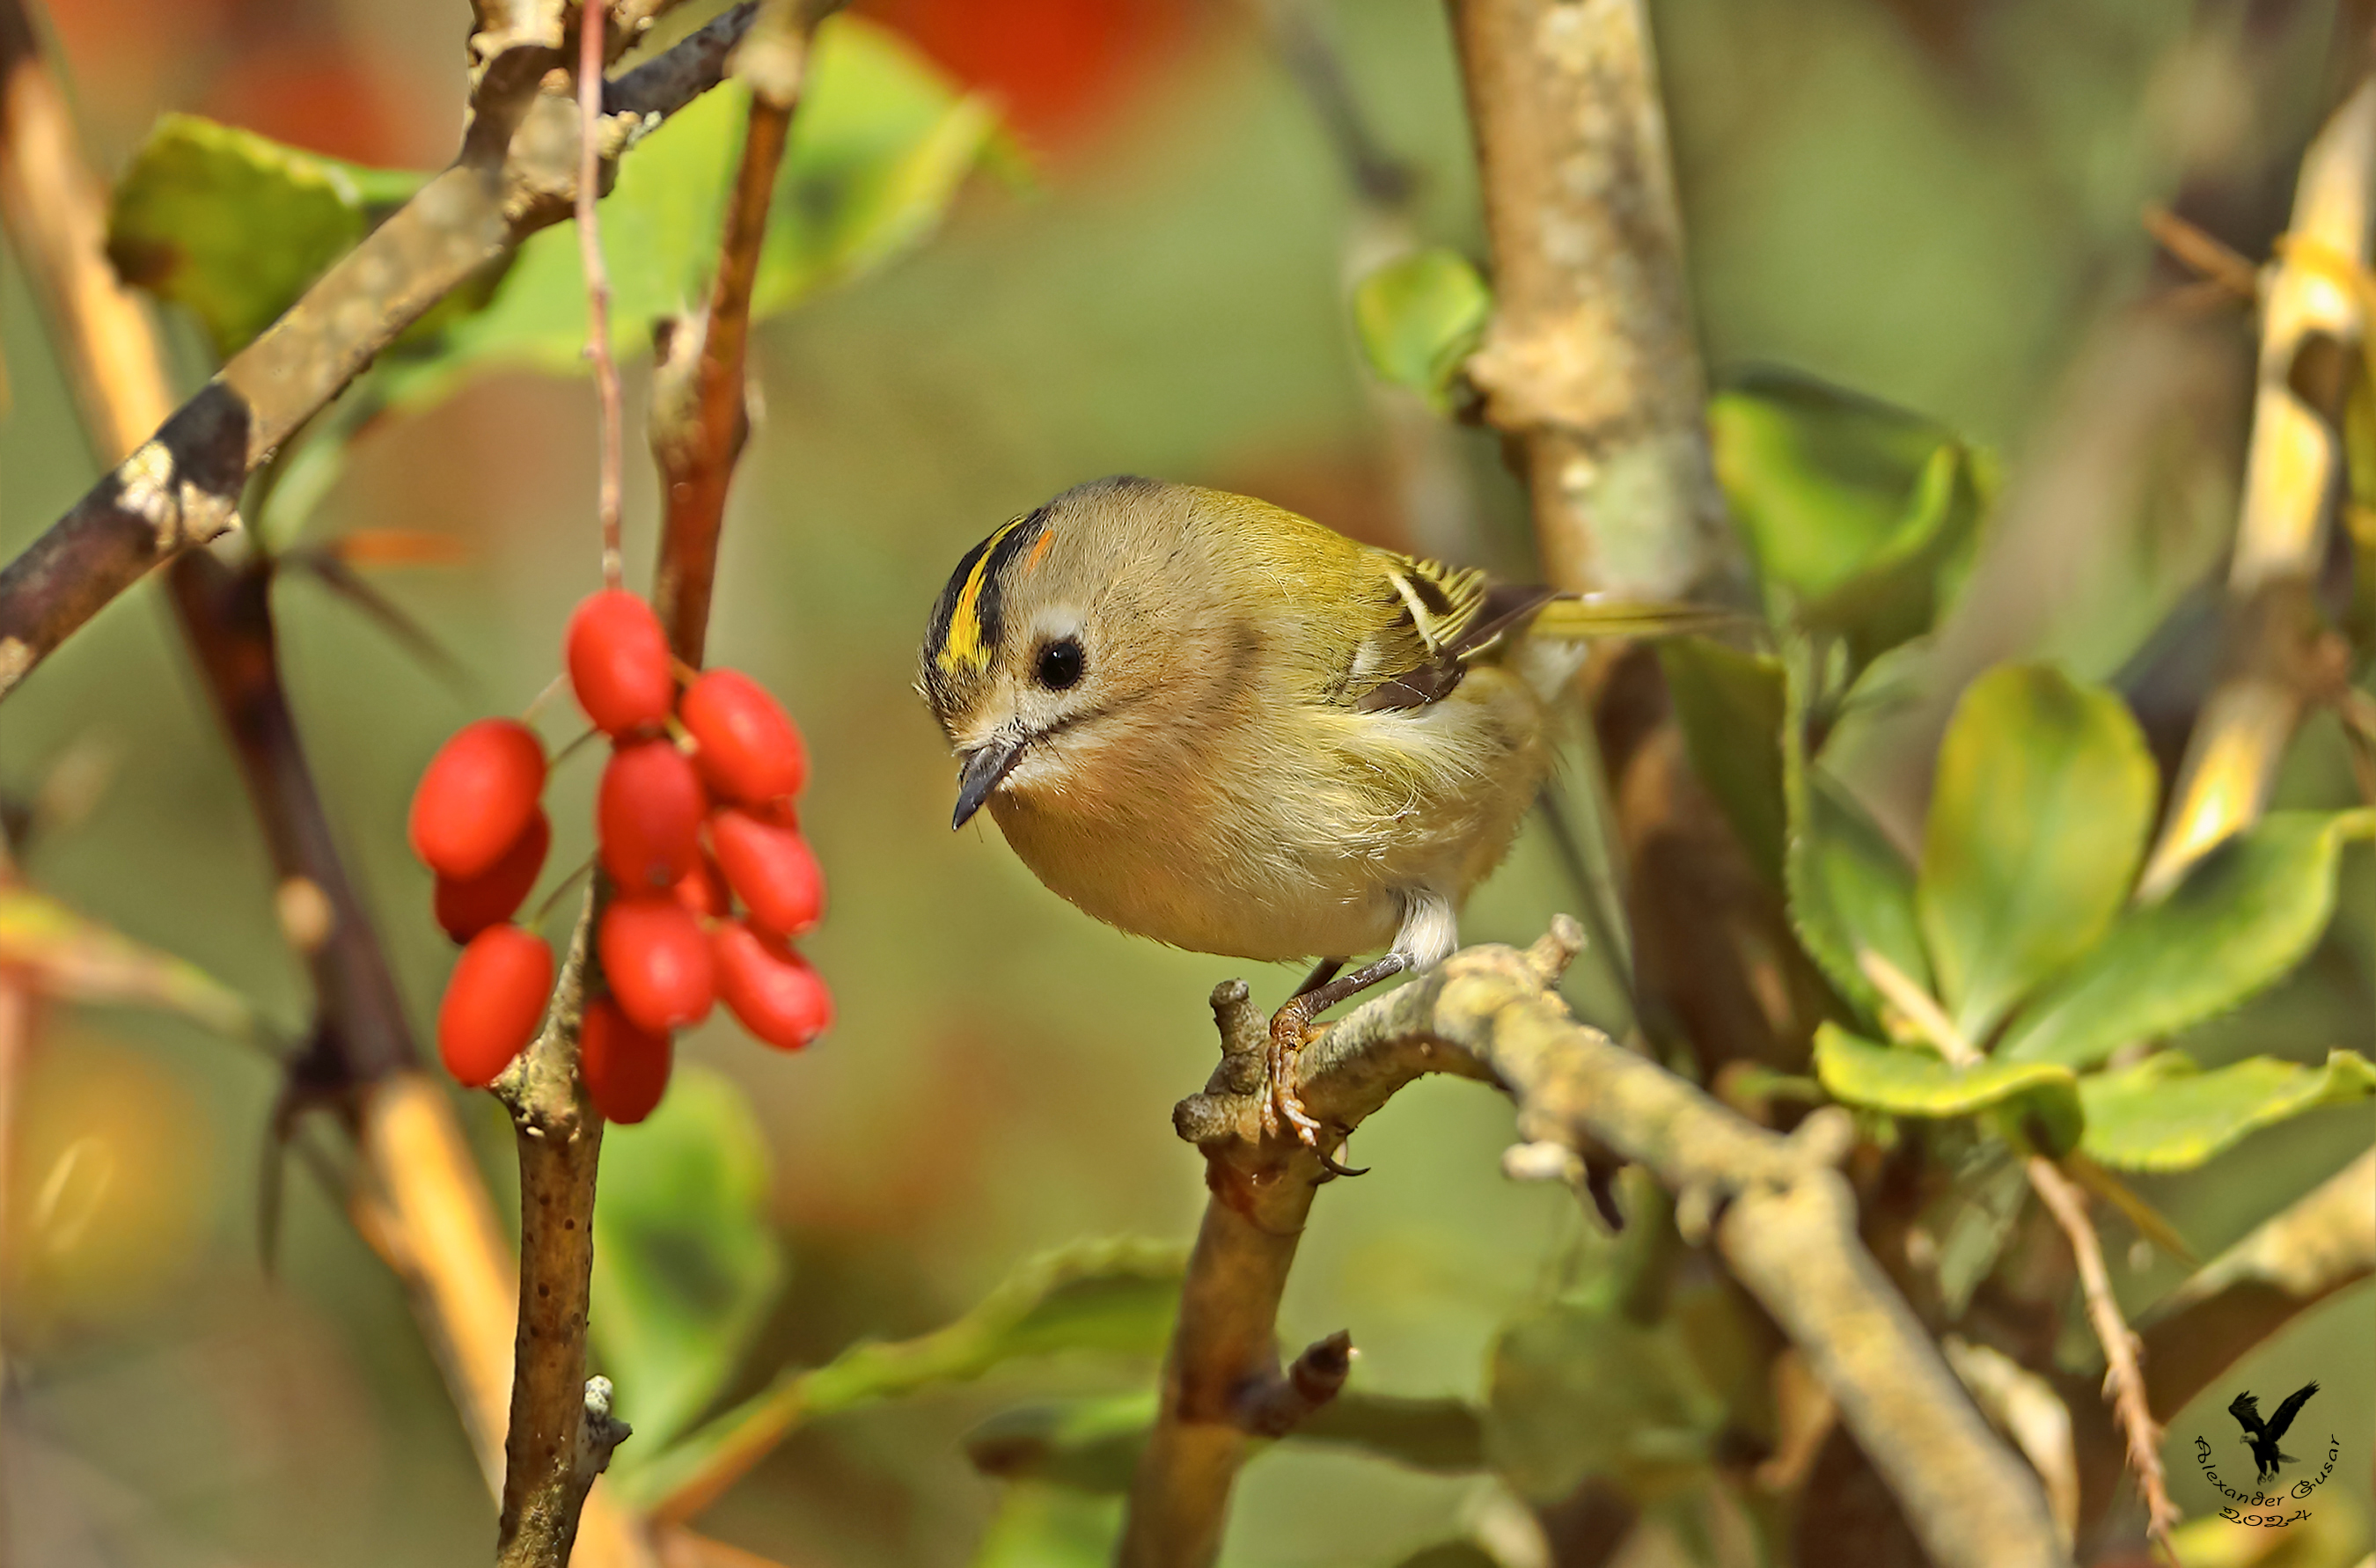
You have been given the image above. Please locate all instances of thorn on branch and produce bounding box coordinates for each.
[576,1375,633,1484]
[1522,912,1585,985]
[1237,1330,1353,1439]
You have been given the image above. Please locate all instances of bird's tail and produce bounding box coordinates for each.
[1526,595,1745,641]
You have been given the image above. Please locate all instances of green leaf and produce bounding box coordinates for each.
[1298,1390,1488,1474]
[1352,249,1492,414]
[1999,810,2376,1068]
[618,1236,1182,1506]
[1710,371,1991,665]
[1921,1147,2031,1318]
[0,887,253,1038]
[2077,1050,2376,1172]
[378,16,1007,409]
[1661,637,1786,887]
[1814,1024,2083,1156]
[1780,648,1928,1014]
[1393,1546,1500,1568]
[964,1386,1484,1498]
[1918,664,2156,1042]
[967,1395,1155,1494]
[972,1483,1124,1568]
[1485,1287,1724,1502]
[106,114,424,357]
[1787,765,1930,1015]
[590,1067,784,1451]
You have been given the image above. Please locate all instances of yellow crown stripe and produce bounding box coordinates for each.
[936,515,1029,674]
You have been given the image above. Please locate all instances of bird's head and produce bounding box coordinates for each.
[919,476,1223,831]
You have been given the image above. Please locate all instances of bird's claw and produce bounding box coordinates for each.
[1262,1005,1367,1176]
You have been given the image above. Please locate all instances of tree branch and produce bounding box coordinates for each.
[2140,1146,2376,1421]
[1121,924,2071,1568]
[1446,0,1739,602]
[493,7,822,1559]
[0,0,763,706]
[2139,73,2376,893]
[649,0,822,663]
[0,7,665,1564]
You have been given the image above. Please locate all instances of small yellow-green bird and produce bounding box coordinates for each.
[919,476,1697,1150]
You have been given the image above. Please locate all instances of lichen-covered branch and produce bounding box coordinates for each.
[2141,1146,2376,1420]
[1124,924,2070,1568]
[0,0,763,706]
[1446,0,1737,602]
[2140,75,2376,893]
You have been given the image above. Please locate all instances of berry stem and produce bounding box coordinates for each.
[578,0,627,594]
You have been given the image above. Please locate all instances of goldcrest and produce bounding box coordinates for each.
[919,477,1699,1016]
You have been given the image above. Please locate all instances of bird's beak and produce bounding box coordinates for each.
[951,734,1026,830]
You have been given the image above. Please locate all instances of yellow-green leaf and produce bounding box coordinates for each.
[106,114,422,356]
[617,1236,1182,1507]
[1814,1024,2082,1156]
[1710,371,1992,667]
[2078,1050,2376,1172]
[378,16,1008,408]
[0,887,252,1037]
[590,1067,784,1453]
[1918,664,2156,1043]
[1661,638,1786,888]
[2000,810,2376,1067]
[1352,249,1492,414]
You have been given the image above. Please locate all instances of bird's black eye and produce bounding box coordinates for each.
[1035,637,1085,691]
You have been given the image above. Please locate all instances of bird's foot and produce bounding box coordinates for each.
[1257,953,1415,1176]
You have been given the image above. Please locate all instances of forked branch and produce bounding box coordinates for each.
[1121,923,2071,1568]
[0,0,763,704]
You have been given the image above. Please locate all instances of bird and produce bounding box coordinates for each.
[917,476,1714,1160]
[2229,1383,2320,1484]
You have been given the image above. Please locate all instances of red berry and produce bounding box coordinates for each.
[433,809,550,943]
[710,806,824,939]
[410,719,546,879]
[672,853,731,920]
[598,739,706,892]
[438,925,553,1087]
[712,920,832,1050]
[598,894,715,1031]
[567,589,676,736]
[683,669,808,804]
[580,996,671,1124]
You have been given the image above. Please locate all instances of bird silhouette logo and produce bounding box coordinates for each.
[2229,1382,2321,1484]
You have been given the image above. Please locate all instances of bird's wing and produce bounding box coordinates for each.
[2267,1382,2321,1440]
[2229,1391,2266,1435]
[1343,553,1496,713]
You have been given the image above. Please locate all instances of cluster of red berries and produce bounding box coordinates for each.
[410,589,830,1122]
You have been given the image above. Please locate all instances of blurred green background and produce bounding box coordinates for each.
[0,0,2370,1563]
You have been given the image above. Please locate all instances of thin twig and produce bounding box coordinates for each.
[1864,949,2181,1555]
[1859,949,1978,1065]
[580,0,626,590]
[0,0,763,706]
[649,0,820,663]
[1126,924,2070,1568]
[2028,1158,2179,1561]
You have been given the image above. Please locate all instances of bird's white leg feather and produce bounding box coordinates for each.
[1394,887,1459,970]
